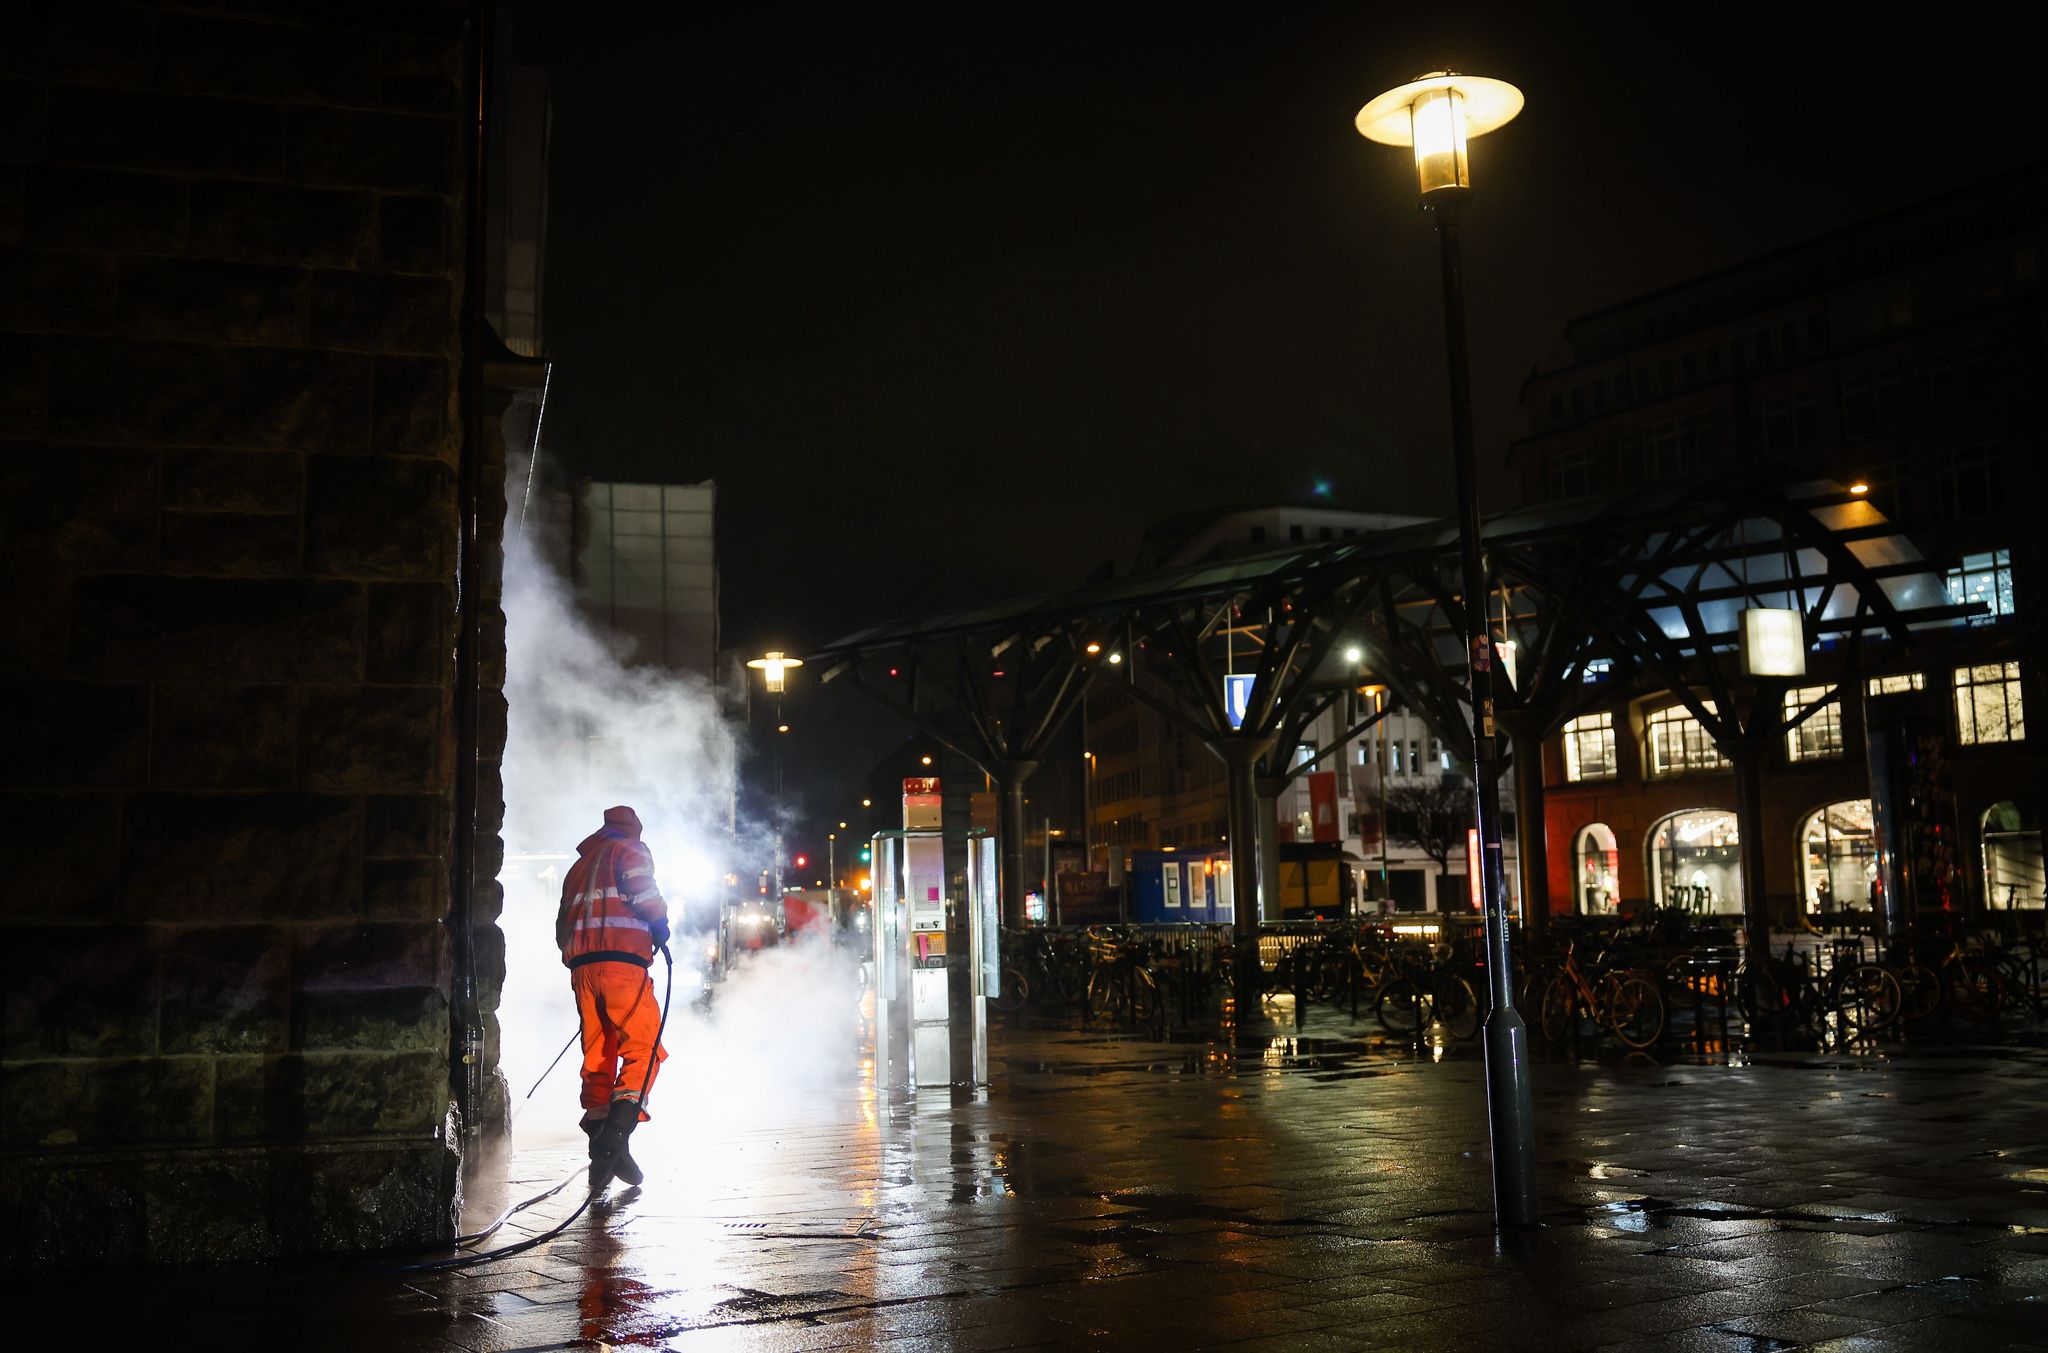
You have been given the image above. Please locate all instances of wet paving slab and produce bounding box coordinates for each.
[9,1007,2048,1351]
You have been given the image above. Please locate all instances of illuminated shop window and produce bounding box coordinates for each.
[1647,702,1729,775]
[1783,686,1842,762]
[1945,549,2013,625]
[1562,713,1617,782]
[1954,662,2026,745]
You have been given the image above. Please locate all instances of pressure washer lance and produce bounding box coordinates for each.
[357,945,673,1275]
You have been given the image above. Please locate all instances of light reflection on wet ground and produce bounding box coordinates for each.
[12,1005,2048,1351]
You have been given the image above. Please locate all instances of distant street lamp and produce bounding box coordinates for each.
[749,649,802,894]
[1357,69,1537,1229]
[746,650,802,693]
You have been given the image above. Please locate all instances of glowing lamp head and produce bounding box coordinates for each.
[1849,482,1870,495]
[1739,607,1807,679]
[1084,642,1102,655]
[1343,645,1364,664]
[746,650,803,693]
[1356,71,1523,201]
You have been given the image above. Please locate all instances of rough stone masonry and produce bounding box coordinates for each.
[0,1,501,1262]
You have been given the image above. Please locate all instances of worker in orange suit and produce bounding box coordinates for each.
[557,804,670,1192]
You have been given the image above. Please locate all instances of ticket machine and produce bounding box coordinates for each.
[869,778,995,1092]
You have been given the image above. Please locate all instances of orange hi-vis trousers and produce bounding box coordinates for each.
[570,961,667,1120]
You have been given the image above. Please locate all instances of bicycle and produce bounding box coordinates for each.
[1084,927,1161,1027]
[1538,941,1665,1049]
[1740,941,1902,1043]
[993,927,1089,1014]
[1374,943,1479,1040]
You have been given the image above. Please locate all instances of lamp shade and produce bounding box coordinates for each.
[746,650,803,693]
[1356,71,1523,198]
[1739,608,1806,678]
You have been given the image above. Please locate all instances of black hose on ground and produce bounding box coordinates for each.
[357,948,673,1275]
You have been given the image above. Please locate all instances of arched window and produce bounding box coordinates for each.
[1646,810,1741,913]
[1982,802,2043,910]
[1798,800,1874,915]
[1574,823,1619,914]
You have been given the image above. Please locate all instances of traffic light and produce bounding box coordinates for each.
[794,853,808,870]
[858,845,871,863]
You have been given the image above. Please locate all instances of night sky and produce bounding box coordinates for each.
[514,3,2040,845]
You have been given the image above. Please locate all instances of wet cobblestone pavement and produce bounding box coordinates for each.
[14,1009,2048,1351]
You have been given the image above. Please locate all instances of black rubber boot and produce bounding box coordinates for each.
[587,1099,644,1192]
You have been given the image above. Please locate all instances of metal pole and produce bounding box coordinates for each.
[1378,691,1391,904]
[1043,815,1053,926]
[996,762,1038,929]
[1430,196,1538,1227]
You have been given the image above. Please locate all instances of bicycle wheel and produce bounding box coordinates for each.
[1894,962,1942,1020]
[1086,967,1117,1021]
[1945,961,2003,1018]
[1603,974,1665,1050]
[1432,976,1481,1041]
[1130,969,1162,1025]
[1737,966,1786,1028]
[1662,951,1699,1009]
[1538,976,1577,1044]
[1375,977,1428,1035]
[1833,964,1900,1032]
[992,964,1028,1015]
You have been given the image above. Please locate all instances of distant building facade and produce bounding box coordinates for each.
[1083,505,1517,916]
[1509,167,2046,920]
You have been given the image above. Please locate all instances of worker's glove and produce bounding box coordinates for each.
[649,919,671,953]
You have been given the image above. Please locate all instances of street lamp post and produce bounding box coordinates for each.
[1357,69,1537,1228]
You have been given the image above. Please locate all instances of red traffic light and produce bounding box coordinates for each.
[794,854,808,869]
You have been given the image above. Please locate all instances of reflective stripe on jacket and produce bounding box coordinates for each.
[558,833,669,965]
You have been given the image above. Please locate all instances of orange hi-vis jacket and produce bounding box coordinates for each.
[557,809,669,968]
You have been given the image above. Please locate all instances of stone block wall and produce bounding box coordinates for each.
[0,1,477,1262]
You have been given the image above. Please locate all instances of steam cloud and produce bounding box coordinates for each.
[495,466,861,1145]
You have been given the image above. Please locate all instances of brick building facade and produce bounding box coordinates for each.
[0,2,510,1261]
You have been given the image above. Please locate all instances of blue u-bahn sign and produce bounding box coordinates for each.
[1224,673,1255,729]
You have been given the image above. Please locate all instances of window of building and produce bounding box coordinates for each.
[1800,800,1873,914]
[1945,548,2014,625]
[1546,447,1593,500]
[1648,809,1741,913]
[1618,412,1716,486]
[1807,311,1830,351]
[1783,685,1843,762]
[1647,702,1730,775]
[1572,385,1587,417]
[1409,740,1421,771]
[1853,460,1906,522]
[1318,526,1333,541]
[1927,339,1996,426]
[1754,329,1773,365]
[1954,662,2026,745]
[1549,392,1564,424]
[1866,672,1925,696]
[1250,525,1266,544]
[1288,523,1304,543]
[1761,390,1823,463]
[1938,444,2001,521]
[1563,713,1618,782]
